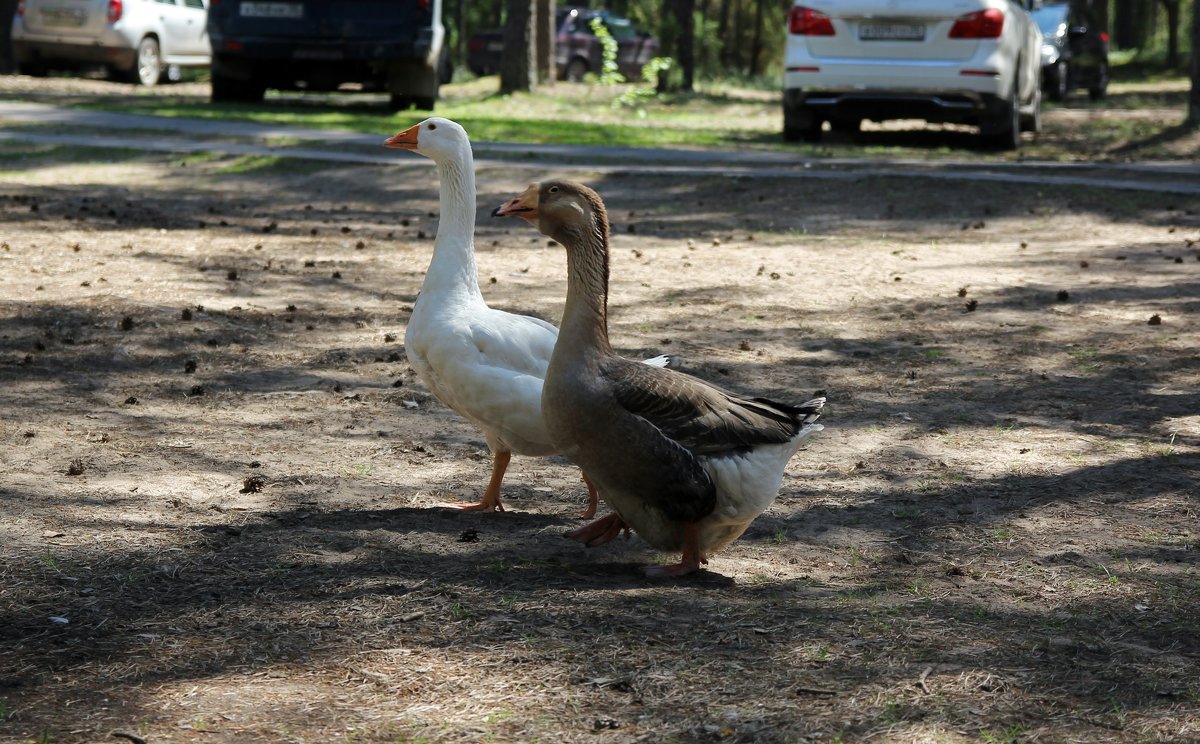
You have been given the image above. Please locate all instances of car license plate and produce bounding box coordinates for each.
[486,41,503,52]
[240,2,304,18]
[39,7,88,27]
[859,22,925,41]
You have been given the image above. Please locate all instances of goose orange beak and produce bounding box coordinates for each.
[492,183,539,221]
[383,123,421,149]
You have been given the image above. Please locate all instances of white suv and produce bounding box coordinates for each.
[13,0,211,86]
[783,0,1043,149]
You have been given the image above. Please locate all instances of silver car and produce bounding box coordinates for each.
[13,0,211,86]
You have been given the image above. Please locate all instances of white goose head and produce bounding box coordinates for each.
[383,117,471,164]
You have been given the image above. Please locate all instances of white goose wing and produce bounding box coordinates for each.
[411,307,559,453]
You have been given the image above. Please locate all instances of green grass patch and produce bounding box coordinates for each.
[0,141,146,168]
[217,153,338,175]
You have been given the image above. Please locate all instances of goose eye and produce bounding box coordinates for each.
[428,123,437,130]
[548,186,559,194]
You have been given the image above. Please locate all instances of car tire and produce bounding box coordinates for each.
[565,57,588,82]
[211,71,265,103]
[18,61,49,78]
[830,117,861,134]
[388,94,414,111]
[1047,61,1068,102]
[783,100,822,143]
[981,84,1020,150]
[1020,81,1042,134]
[1088,61,1108,101]
[134,36,163,87]
[413,96,435,111]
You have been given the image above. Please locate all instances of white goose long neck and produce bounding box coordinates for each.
[421,147,483,302]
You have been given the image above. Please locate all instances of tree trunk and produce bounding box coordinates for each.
[1092,0,1109,35]
[499,0,536,93]
[535,0,556,85]
[716,0,732,66]
[457,0,467,74]
[750,0,766,76]
[677,0,695,91]
[1161,0,1181,68]
[0,0,18,73]
[1190,0,1200,125]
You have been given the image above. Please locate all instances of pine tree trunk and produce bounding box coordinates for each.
[500,0,536,93]
[1162,0,1180,68]
[457,0,467,73]
[535,0,556,84]
[717,0,732,66]
[0,0,18,73]
[750,0,766,76]
[677,0,695,91]
[1190,0,1200,125]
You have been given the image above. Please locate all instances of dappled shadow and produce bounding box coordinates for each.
[3,149,1200,741]
[1112,120,1200,157]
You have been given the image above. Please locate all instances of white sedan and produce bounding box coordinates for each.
[783,0,1043,149]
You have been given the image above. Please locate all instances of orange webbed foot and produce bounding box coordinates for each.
[565,513,629,547]
[437,498,505,512]
[644,522,707,578]
[579,472,599,519]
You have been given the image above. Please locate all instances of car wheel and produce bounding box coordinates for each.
[211,71,265,103]
[17,58,49,77]
[413,96,435,111]
[1088,61,1108,101]
[388,94,414,111]
[134,37,163,87]
[830,117,861,134]
[783,102,822,143]
[981,84,1020,150]
[1047,62,1068,102]
[1020,80,1042,134]
[565,57,588,82]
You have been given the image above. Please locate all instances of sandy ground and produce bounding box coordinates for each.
[1,90,1199,743]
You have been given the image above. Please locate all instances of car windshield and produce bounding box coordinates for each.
[1031,5,1070,34]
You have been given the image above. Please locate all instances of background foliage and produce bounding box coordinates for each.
[445,0,1197,85]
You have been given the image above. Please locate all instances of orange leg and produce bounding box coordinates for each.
[644,522,708,578]
[565,512,630,547]
[579,472,599,519]
[440,450,509,512]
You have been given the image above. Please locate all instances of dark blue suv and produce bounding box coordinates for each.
[206,0,448,110]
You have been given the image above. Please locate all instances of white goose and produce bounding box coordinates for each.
[383,118,666,514]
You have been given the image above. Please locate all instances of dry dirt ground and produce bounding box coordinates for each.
[2,96,1200,743]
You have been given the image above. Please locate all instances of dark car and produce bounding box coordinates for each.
[206,0,449,110]
[1031,0,1109,101]
[467,7,657,81]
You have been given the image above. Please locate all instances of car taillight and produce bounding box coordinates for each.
[948,9,1004,39]
[106,0,123,24]
[1100,31,1109,43]
[416,0,430,11]
[468,38,484,51]
[788,6,835,36]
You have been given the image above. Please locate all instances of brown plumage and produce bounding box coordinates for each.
[493,180,824,577]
